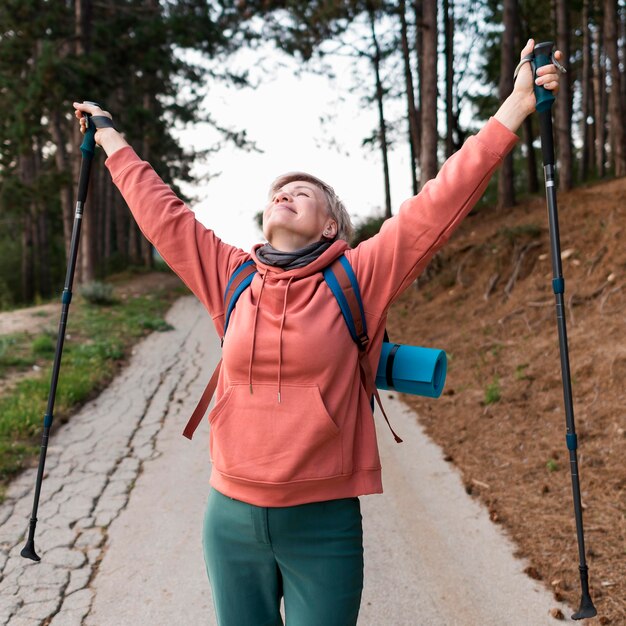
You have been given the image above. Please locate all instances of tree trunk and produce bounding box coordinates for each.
[523,117,538,193]
[580,0,594,180]
[21,212,35,303]
[141,93,155,267]
[109,87,129,264]
[128,221,142,265]
[50,112,74,260]
[443,0,455,159]
[498,0,517,208]
[104,165,114,266]
[115,193,129,264]
[604,0,625,176]
[555,0,573,189]
[80,183,97,284]
[621,6,626,120]
[76,0,96,284]
[33,143,52,298]
[399,0,419,195]
[37,209,52,298]
[515,11,537,193]
[413,0,423,184]
[19,155,36,303]
[419,0,438,186]
[95,157,106,274]
[592,23,606,177]
[368,6,392,218]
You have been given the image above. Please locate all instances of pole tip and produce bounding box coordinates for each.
[571,593,597,620]
[20,540,41,562]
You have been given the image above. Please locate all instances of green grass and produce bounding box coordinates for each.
[484,377,502,405]
[31,334,56,357]
[0,279,183,502]
[0,334,33,376]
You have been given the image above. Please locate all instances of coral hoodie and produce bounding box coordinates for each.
[105,117,518,507]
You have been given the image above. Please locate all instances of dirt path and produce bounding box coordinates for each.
[0,297,571,624]
[0,303,59,336]
[0,273,181,336]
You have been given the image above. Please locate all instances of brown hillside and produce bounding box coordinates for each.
[388,176,626,624]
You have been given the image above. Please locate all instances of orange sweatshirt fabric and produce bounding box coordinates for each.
[105,117,518,507]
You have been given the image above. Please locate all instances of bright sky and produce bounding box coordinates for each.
[173,46,416,252]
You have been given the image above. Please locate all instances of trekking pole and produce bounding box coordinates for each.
[21,103,98,562]
[532,42,596,620]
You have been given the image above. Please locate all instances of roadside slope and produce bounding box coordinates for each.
[388,176,626,623]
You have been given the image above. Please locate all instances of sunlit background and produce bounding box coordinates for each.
[173,45,415,251]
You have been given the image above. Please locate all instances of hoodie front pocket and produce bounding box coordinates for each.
[208,383,342,484]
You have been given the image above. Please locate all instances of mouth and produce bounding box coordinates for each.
[274,204,296,214]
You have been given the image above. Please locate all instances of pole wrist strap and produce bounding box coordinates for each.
[91,116,116,130]
[513,51,567,81]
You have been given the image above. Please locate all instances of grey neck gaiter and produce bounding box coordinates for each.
[256,240,332,271]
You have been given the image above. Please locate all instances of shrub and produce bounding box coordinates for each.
[79,281,117,305]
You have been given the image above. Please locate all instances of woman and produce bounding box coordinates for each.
[74,39,562,626]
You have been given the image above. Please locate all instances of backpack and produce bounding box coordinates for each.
[182,255,445,441]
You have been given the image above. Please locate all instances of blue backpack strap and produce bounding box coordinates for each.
[182,259,257,439]
[323,255,369,350]
[323,255,402,443]
[223,259,257,338]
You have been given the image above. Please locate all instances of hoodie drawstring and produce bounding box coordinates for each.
[277,277,294,403]
[248,272,267,394]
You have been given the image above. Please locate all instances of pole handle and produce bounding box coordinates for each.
[533,41,556,113]
[534,42,556,166]
[79,100,100,157]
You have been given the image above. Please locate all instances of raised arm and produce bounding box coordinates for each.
[72,102,249,328]
[348,39,563,319]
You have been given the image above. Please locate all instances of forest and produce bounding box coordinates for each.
[0,0,624,308]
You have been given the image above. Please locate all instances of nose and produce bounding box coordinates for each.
[273,190,292,204]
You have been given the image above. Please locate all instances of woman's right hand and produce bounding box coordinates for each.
[72,101,129,156]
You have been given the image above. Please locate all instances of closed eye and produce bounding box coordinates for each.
[296,192,310,197]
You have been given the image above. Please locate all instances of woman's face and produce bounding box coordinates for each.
[262,180,337,249]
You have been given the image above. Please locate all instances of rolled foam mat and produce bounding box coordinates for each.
[375,343,447,398]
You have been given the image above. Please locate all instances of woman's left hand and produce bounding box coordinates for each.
[494,39,564,132]
[513,39,563,113]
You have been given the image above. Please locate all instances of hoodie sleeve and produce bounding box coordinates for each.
[346,117,518,319]
[105,146,250,329]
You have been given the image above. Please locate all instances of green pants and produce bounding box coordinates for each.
[202,488,364,626]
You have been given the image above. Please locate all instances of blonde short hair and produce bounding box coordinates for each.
[268,172,353,242]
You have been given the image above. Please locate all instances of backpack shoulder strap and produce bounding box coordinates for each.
[323,255,402,443]
[223,259,257,339]
[182,259,256,440]
[323,255,369,350]
[182,358,222,440]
